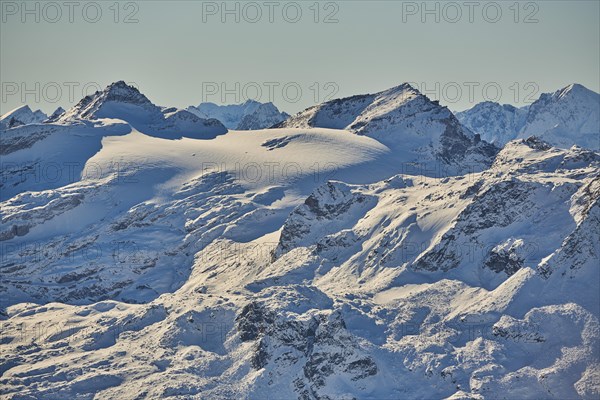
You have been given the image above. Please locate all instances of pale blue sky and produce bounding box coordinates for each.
[1,0,599,115]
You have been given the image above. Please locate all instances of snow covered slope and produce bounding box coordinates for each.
[278,83,499,173]
[188,100,289,130]
[457,84,600,149]
[1,137,598,399]
[0,105,47,130]
[1,81,598,399]
[0,120,132,200]
[0,82,229,202]
[0,114,393,306]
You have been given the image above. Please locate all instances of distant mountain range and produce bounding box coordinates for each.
[0,105,48,130]
[457,83,599,150]
[54,81,227,139]
[276,82,499,173]
[187,100,289,130]
[4,82,597,150]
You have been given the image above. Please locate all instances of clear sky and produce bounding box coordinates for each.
[1,0,599,115]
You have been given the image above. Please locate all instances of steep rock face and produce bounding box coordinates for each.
[234,288,378,399]
[436,115,498,168]
[536,176,600,314]
[45,106,66,123]
[412,177,569,278]
[0,105,47,130]
[274,181,376,259]
[456,102,528,145]
[277,83,499,172]
[407,139,598,285]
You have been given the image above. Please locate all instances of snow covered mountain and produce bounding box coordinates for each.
[277,83,499,173]
[0,105,47,130]
[1,81,599,399]
[188,100,289,130]
[457,84,600,149]
[57,81,165,123]
[519,84,600,149]
[455,102,528,145]
[237,102,291,130]
[1,134,598,399]
[46,106,66,122]
[57,81,227,139]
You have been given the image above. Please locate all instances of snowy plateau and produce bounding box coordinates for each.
[0,81,599,399]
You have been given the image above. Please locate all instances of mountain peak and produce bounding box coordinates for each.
[0,105,47,130]
[370,83,424,106]
[555,83,597,101]
[277,83,498,172]
[45,106,66,123]
[519,83,600,149]
[101,81,152,105]
[566,83,585,90]
[58,81,160,123]
[456,102,529,145]
[242,99,261,107]
[1,104,31,118]
[386,82,420,94]
[107,80,131,90]
[457,83,599,150]
[563,82,587,92]
[191,100,287,130]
